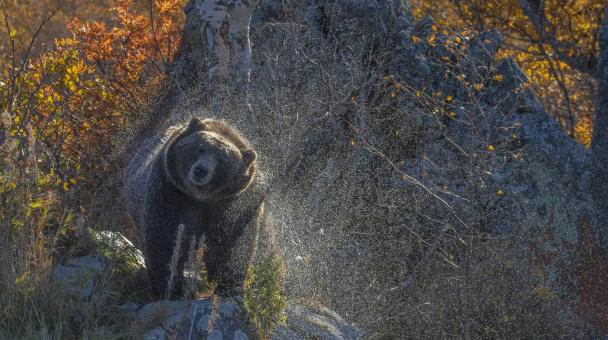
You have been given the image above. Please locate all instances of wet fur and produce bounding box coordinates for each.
[124,118,274,298]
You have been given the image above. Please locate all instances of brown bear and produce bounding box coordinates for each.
[124,117,277,298]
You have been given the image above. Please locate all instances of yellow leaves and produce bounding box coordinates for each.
[67,64,78,76]
[351,96,355,100]
[391,93,395,98]
[9,30,16,38]
[447,96,453,101]
[416,92,421,98]
[428,35,436,46]
[67,81,76,92]
[497,190,503,195]
[351,141,355,146]
[412,36,420,42]
[475,84,483,90]
[29,201,45,209]
[450,112,455,116]
[395,131,399,136]
[488,145,494,150]
[494,74,503,81]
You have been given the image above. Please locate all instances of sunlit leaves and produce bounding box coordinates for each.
[0,0,182,195]
[410,0,602,147]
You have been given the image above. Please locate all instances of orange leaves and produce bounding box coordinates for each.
[0,0,183,181]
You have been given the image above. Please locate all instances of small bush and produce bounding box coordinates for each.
[244,256,286,340]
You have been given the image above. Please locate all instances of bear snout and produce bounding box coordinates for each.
[189,162,214,185]
[193,164,208,177]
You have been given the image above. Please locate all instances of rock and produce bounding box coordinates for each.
[139,299,252,340]
[120,301,140,314]
[94,230,145,268]
[53,254,107,299]
[274,302,362,340]
[137,298,360,340]
[68,253,107,273]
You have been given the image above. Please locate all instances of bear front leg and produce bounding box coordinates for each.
[206,242,254,297]
[143,223,187,300]
[206,204,262,297]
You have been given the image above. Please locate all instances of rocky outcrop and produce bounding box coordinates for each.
[129,0,608,335]
[138,299,361,340]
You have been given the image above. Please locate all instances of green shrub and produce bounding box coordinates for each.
[244,256,286,340]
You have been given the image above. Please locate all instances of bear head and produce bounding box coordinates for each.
[164,117,258,201]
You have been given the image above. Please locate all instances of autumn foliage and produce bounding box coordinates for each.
[410,0,604,147]
[0,2,182,334]
[0,0,181,192]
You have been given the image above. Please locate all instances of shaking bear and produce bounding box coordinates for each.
[124,117,277,298]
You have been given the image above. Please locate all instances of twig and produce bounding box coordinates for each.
[149,0,168,69]
[362,225,446,336]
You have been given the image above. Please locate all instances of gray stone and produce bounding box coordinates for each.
[53,264,94,298]
[217,302,236,318]
[197,314,212,332]
[137,297,359,340]
[208,329,224,340]
[53,254,108,299]
[273,302,362,340]
[94,230,145,268]
[68,253,107,273]
[234,330,249,340]
[119,301,139,313]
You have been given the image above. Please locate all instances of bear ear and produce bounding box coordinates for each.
[185,117,207,133]
[242,149,257,166]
